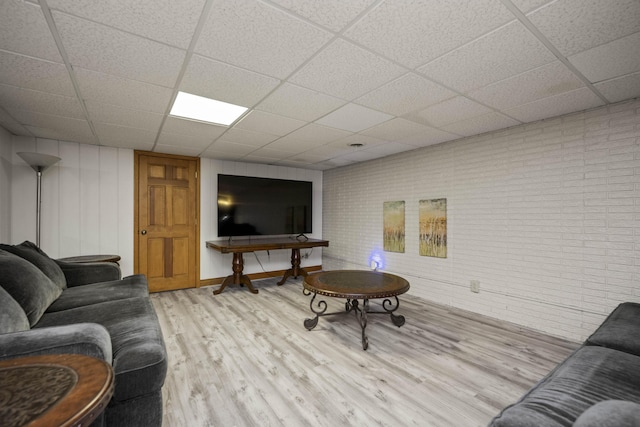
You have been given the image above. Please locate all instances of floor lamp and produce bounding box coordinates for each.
[17,152,61,248]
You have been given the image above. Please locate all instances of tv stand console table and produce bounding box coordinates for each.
[206,237,329,294]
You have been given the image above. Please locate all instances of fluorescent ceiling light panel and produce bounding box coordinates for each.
[316,103,393,132]
[170,91,248,126]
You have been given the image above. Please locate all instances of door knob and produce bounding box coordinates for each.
[141,229,147,235]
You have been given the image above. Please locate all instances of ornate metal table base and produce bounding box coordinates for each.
[303,289,406,350]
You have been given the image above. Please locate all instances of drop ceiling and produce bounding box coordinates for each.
[0,0,639,170]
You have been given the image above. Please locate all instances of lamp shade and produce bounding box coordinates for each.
[17,152,61,172]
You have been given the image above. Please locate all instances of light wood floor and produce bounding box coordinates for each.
[151,277,578,427]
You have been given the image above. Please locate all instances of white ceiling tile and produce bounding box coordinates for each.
[332,134,387,150]
[569,32,640,83]
[411,96,493,127]
[395,128,460,148]
[0,0,638,169]
[268,0,377,32]
[163,116,227,141]
[315,103,392,132]
[287,152,330,164]
[13,111,95,142]
[418,22,556,94]
[360,118,433,141]
[52,11,186,87]
[441,112,520,137]
[468,61,584,110]
[93,122,156,148]
[46,0,205,49]
[0,85,84,118]
[181,55,280,108]
[196,0,333,79]
[356,73,456,116]
[0,1,62,62]
[0,52,75,96]
[205,140,256,157]
[594,71,640,103]
[234,110,305,136]
[75,69,173,114]
[0,108,30,135]
[156,131,214,151]
[510,0,554,13]
[244,147,292,160]
[85,101,163,131]
[343,142,416,161]
[290,38,406,100]
[219,128,279,147]
[302,143,353,159]
[25,124,94,143]
[344,0,514,68]
[256,83,345,122]
[154,145,204,157]
[528,0,640,57]
[334,146,383,163]
[504,87,604,123]
[267,123,352,151]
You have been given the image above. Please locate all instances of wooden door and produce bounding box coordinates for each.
[135,152,199,292]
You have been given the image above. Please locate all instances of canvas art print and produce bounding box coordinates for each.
[383,201,405,253]
[419,198,447,258]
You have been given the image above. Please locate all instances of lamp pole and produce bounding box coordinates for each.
[17,152,61,247]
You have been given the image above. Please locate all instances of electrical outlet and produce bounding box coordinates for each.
[470,280,480,293]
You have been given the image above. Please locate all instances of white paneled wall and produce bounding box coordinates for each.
[323,99,640,342]
[200,158,324,281]
[9,136,134,276]
[0,127,12,243]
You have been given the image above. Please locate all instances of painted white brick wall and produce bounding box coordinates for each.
[323,99,640,342]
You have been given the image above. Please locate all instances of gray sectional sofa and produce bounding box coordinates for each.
[490,302,640,426]
[0,241,167,427]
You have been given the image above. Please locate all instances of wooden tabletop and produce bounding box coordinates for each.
[57,254,121,263]
[304,270,410,299]
[206,237,328,253]
[0,354,114,427]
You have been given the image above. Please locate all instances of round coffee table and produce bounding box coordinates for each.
[303,270,410,350]
[0,354,114,427]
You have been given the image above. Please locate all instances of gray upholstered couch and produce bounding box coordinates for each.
[0,241,167,427]
[490,302,640,426]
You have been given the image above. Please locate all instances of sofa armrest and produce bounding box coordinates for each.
[56,260,122,286]
[0,323,113,363]
[574,400,640,427]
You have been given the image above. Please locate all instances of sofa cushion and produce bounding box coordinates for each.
[0,241,67,289]
[489,346,640,427]
[0,249,62,326]
[46,275,149,312]
[574,400,640,427]
[0,285,30,333]
[36,297,167,402]
[586,302,640,357]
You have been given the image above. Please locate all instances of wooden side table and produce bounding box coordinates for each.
[57,254,121,264]
[0,354,114,427]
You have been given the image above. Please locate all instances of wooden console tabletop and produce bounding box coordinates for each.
[206,237,329,294]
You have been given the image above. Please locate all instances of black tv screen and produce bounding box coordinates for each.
[217,174,312,237]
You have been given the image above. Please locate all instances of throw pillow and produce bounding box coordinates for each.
[0,249,62,327]
[0,241,67,289]
[0,285,30,333]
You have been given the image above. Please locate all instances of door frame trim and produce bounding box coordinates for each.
[134,150,201,288]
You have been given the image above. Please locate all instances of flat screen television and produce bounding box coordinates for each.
[217,174,312,237]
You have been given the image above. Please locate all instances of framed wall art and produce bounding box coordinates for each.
[419,198,447,258]
[383,201,405,253]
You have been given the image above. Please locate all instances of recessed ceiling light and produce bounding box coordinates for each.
[170,91,248,126]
